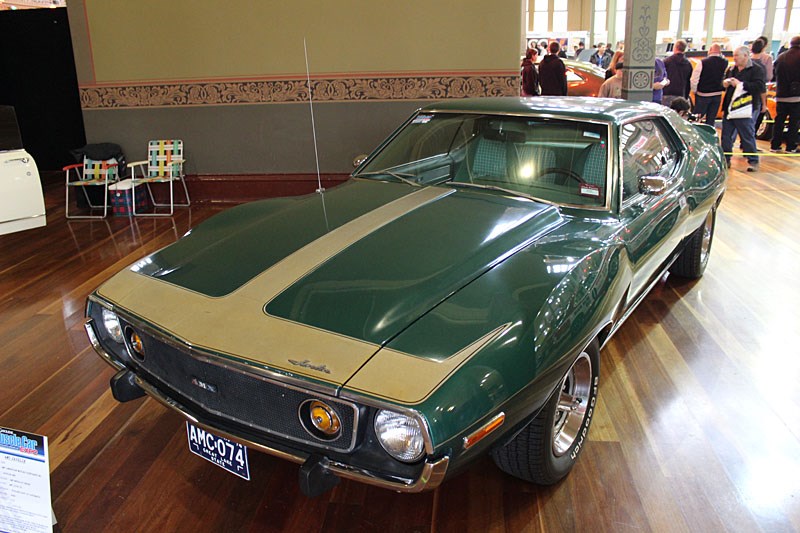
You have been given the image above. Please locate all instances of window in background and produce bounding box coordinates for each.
[595,0,608,39]
[774,0,788,37]
[553,1,568,32]
[749,0,766,33]
[713,0,727,36]
[669,0,680,35]
[533,0,548,33]
[688,0,706,37]
[789,6,800,33]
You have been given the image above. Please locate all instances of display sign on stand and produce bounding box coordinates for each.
[0,426,53,533]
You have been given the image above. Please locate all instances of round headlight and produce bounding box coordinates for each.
[374,410,425,463]
[101,308,123,343]
[299,400,342,441]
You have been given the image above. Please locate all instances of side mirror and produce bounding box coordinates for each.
[353,154,368,168]
[638,175,668,195]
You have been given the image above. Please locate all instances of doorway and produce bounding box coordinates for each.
[0,7,86,171]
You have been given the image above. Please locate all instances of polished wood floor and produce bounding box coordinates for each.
[2,150,799,532]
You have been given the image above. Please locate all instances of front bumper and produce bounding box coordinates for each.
[85,318,449,493]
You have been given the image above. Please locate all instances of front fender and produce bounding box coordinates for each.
[360,241,628,464]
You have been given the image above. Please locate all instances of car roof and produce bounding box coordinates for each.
[421,97,665,124]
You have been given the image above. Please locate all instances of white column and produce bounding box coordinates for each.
[764,0,779,41]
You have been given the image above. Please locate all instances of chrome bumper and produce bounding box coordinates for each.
[84,319,450,493]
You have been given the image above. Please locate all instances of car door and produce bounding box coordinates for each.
[617,117,689,299]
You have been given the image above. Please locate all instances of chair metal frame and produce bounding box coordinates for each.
[127,140,190,217]
[64,158,119,219]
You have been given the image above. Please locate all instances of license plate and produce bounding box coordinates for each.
[186,422,250,480]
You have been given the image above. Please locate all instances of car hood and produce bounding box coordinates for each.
[96,179,564,386]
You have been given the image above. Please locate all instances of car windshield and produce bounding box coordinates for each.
[355,113,609,208]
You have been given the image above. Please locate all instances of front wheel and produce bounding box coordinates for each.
[491,341,599,485]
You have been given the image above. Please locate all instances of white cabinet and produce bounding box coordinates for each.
[0,148,46,236]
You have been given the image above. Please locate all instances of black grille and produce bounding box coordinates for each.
[126,325,357,452]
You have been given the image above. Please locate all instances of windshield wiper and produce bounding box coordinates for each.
[357,171,420,187]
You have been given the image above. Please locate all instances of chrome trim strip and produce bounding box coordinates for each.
[1,213,45,224]
[135,377,449,493]
[85,319,126,371]
[338,392,436,455]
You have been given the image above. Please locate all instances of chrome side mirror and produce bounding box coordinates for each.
[638,175,668,195]
[353,154,368,168]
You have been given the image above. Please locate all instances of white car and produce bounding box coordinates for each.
[0,106,45,236]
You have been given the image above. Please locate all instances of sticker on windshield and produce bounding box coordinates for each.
[580,184,601,198]
[413,114,433,124]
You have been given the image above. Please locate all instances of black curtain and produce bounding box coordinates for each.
[0,7,86,171]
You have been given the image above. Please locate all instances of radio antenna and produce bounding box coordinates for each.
[304,38,324,194]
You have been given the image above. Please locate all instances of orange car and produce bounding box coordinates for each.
[564,60,606,96]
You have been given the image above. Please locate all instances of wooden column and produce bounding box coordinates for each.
[622,0,658,101]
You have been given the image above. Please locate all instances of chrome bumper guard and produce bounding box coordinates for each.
[84,319,450,493]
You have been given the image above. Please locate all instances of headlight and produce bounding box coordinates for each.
[374,410,425,463]
[101,308,123,343]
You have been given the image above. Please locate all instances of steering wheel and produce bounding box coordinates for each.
[537,167,584,184]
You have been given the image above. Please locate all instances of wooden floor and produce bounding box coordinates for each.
[2,149,799,532]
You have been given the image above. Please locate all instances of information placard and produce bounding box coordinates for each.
[0,426,52,533]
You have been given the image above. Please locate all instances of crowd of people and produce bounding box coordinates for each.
[520,36,800,173]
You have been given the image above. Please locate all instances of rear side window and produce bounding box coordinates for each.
[619,119,680,202]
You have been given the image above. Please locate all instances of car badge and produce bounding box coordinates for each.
[288,359,331,374]
[191,377,218,393]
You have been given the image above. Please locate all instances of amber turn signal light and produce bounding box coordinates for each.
[463,412,505,450]
[299,399,342,441]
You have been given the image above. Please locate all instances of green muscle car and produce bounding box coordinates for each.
[85,97,726,497]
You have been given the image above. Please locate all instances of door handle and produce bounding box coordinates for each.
[4,157,30,164]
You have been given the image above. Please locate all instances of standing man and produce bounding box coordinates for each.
[662,40,693,107]
[539,42,568,96]
[721,46,766,172]
[690,43,728,126]
[590,43,612,69]
[771,35,800,152]
[598,62,624,98]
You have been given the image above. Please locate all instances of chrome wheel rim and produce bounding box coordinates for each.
[756,112,770,137]
[700,210,714,265]
[553,352,592,457]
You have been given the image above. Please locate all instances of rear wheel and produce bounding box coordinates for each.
[491,341,599,484]
[757,110,773,140]
[670,208,715,279]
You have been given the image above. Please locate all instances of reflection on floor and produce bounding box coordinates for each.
[1,149,799,531]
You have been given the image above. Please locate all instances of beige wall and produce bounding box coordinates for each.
[67,2,522,174]
[77,0,520,84]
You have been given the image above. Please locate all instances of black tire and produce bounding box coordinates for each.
[670,208,715,279]
[756,111,773,140]
[491,340,599,485]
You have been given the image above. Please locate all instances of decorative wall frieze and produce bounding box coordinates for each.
[80,74,519,109]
